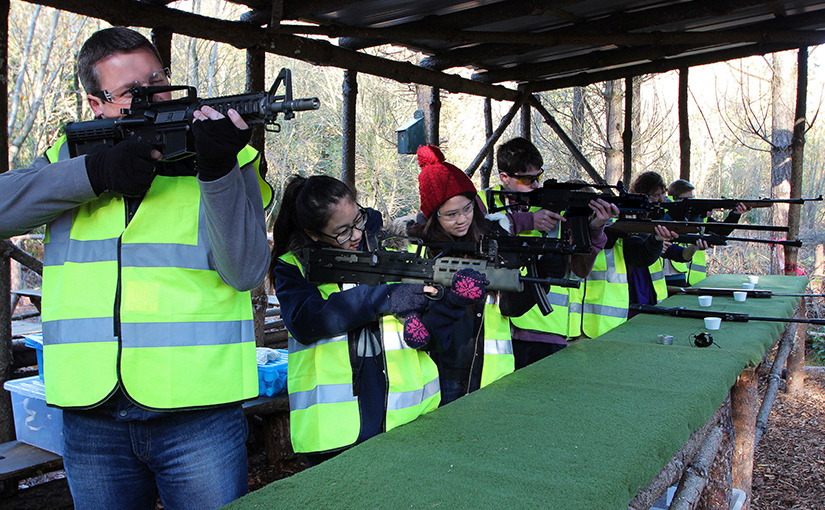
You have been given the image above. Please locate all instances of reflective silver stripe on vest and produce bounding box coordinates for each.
[544,291,569,307]
[42,317,113,344]
[382,330,406,352]
[289,383,357,411]
[650,269,664,282]
[484,338,513,356]
[120,320,253,347]
[387,377,440,412]
[45,238,119,265]
[120,243,211,271]
[568,301,583,314]
[588,250,627,284]
[288,333,347,354]
[689,261,707,272]
[582,303,628,319]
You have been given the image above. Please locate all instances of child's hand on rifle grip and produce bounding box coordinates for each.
[653,225,678,242]
[587,198,620,229]
[192,105,251,181]
[532,209,564,232]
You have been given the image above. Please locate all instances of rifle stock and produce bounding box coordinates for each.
[606,220,789,235]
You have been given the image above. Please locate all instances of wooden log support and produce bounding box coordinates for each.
[465,87,532,177]
[628,401,731,510]
[623,76,633,181]
[0,0,12,445]
[0,239,42,276]
[679,67,690,181]
[698,398,734,510]
[519,102,531,140]
[342,70,357,191]
[668,426,725,510]
[755,324,795,446]
[151,26,173,70]
[529,95,610,188]
[785,47,808,275]
[480,98,493,190]
[731,368,757,510]
[786,301,807,396]
[428,86,440,146]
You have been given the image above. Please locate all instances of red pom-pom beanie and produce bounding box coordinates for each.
[417,145,477,219]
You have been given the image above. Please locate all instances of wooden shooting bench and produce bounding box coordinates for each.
[223,274,808,510]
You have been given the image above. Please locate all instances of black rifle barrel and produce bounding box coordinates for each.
[630,304,825,325]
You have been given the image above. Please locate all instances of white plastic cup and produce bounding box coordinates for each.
[733,291,747,302]
[704,317,722,330]
[742,282,755,290]
[747,275,759,284]
[698,295,713,307]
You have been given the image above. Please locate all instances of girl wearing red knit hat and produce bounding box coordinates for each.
[409,145,518,405]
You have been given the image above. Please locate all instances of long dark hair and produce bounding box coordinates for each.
[270,174,355,267]
[409,193,489,256]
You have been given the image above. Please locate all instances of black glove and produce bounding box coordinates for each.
[386,284,430,315]
[446,268,488,307]
[192,116,251,181]
[85,140,157,197]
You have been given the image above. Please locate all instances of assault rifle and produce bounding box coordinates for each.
[486,179,653,219]
[629,304,825,325]
[65,68,319,161]
[662,196,823,221]
[667,286,825,299]
[303,236,581,315]
[605,220,789,236]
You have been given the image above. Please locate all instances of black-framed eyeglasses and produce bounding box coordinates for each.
[317,207,369,245]
[504,169,544,185]
[96,68,172,104]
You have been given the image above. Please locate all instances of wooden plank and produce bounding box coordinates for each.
[0,441,62,482]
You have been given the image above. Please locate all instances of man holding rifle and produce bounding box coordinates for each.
[0,27,270,509]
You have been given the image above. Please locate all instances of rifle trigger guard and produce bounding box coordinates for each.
[427,283,445,301]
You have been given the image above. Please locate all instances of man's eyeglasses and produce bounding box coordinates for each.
[317,207,369,245]
[505,169,544,185]
[437,201,474,222]
[96,68,172,104]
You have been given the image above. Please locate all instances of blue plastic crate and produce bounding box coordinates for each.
[257,349,288,397]
[24,334,44,380]
[3,376,64,455]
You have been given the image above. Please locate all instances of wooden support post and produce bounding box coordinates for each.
[0,0,12,444]
[786,47,808,275]
[787,302,807,396]
[465,88,533,178]
[530,95,610,188]
[679,67,691,181]
[151,26,173,70]
[520,102,531,140]
[815,244,824,293]
[623,76,633,183]
[428,87,440,146]
[755,325,794,445]
[669,426,725,510]
[731,368,757,510]
[698,398,734,510]
[481,98,494,190]
[342,70,357,191]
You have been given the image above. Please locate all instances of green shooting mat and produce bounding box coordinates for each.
[224,275,808,510]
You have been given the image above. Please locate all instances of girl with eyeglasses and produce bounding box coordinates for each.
[407,145,523,405]
[270,175,441,466]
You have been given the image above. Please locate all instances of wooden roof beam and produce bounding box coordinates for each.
[530,40,814,92]
[23,0,520,102]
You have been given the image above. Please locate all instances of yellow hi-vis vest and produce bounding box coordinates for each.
[279,252,441,455]
[669,218,708,286]
[650,257,668,303]
[479,294,515,388]
[581,239,629,338]
[41,137,268,410]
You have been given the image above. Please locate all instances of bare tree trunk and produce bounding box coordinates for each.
[571,86,585,176]
[0,0,13,444]
[679,67,691,181]
[188,0,201,90]
[8,10,60,166]
[8,4,41,137]
[631,76,642,176]
[770,51,795,274]
[604,80,623,185]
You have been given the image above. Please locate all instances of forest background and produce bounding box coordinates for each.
[7,0,825,288]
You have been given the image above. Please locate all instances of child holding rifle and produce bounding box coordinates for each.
[270,175,450,465]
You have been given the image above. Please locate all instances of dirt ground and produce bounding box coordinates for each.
[751,366,825,510]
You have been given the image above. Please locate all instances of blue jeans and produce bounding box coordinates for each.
[62,405,248,510]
